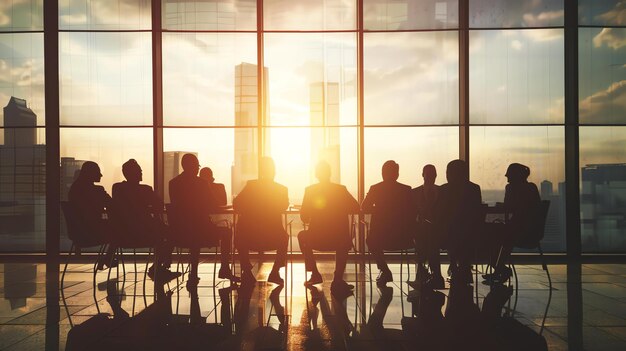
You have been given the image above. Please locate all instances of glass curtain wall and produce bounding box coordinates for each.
[0,1,45,251]
[0,1,624,255]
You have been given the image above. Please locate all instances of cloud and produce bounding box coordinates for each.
[580,80,626,123]
[511,40,523,51]
[0,0,36,28]
[521,28,563,42]
[595,1,626,26]
[593,28,626,49]
[522,10,564,27]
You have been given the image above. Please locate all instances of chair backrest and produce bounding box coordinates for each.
[60,201,88,243]
[521,200,550,247]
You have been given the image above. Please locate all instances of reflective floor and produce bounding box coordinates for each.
[1,259,626,350]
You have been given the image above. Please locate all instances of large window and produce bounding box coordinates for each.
[0,1,624,255]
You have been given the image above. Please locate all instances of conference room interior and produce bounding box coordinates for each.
[1,0,626,350]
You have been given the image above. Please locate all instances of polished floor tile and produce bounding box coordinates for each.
[1,261,626,350]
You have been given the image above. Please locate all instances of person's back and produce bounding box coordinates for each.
[301,181,359,249]
[505,181,540,229]
[436,180,482,240]
[234,178,288,241]
[363,179,413,247]
[169,171,217,229]
[68,162,112,231]
[412,183,440,224]
[233,157,289,285]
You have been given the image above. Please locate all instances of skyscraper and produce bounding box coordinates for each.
[581,163,626,251]
[309,82,340,183]
[0,97,45,241]
[232,62,269,198]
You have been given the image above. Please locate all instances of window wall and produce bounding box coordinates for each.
[0,1,624,254]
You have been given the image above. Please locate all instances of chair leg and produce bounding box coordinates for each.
[94,244,104,314]
[132,249,137,316]
[143,247,151,307]
[61,244,74,327]
[512,263,519,316]
[539,244,552,336]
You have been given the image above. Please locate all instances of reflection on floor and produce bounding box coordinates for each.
[1,260,626,350]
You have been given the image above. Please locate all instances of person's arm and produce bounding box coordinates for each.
[233,182,249,212]
[343,186,360,214]
[361,186,375,213]
[149,186,164,214]
[216,184,227,207]
[300,188,311,223]
[98,186,113,208]
[279,186,289,211]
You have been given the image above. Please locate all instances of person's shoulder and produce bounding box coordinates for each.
[139,183,154,192]
[275,181,288,192]
[112,181,124,190]
[169,174,182,186]
[412,185,424,192]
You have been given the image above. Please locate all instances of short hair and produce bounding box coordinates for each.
[446,159,468,183]
[382,160,399,181]
[79,161,100,179]
[122,159,139,179]
[259,157,276,180]
[315,161,331,181]
[505,163,530,181]
[181,153,199,172]
[423,164,436,176]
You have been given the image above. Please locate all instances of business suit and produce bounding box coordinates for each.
[298,182,359,279]
[362,180,414,270]
[412,183,441,277]
[233,179,289,271]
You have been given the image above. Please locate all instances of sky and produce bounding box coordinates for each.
[1,0,625,203]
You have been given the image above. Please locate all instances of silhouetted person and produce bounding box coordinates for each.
[111,159,179,281]
[199,167,227,207]
[484,163,540,284]
[233,157,289,285]
[298,161,359,297]
[68,161,117,270]
[411,164,444,289]
[434,159,482,284]
[168,154,237,286]
[362,160,414,285]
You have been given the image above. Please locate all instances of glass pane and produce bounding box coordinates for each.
[364,127,458,189]
[579,28,626,124]
[264,127,357,204]
[263,0,356,31]
[470,126,565,251]
[59,0,151,30]
[264,33,357,126]
[0,127,45,251]
[470,29,564,124]
[59,32,153,126]
[162,0,256,30]
[163,128,257,203]
[580,127,626,252]
[364,32,458,125]
[579,0,626,26]
[0,33,45,126]
[469,0,563,28]
[162,33,257,126]
[0,0,43,31]
[363,0,458,30]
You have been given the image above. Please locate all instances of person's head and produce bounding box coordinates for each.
[181,153,200,176]
[446,159,468,184]
[315,161,331,183]
[422,164,437,185]
[382,160,399,182]
[122,159,142,183]
[505,163,530,183]
[259,157,276,181]
[199,167,214,183]
[78,161,102,183]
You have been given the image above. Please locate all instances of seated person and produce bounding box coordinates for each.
[411,164,444,289]
[199,167,227,207]
[362,160,414,285]
[111,159,179,281]
[233,157,289,285]
[298,161,360,297]
[434,159,482,284]
[169,154,238,286]
[68,161,117,270]
[483,163,540,284]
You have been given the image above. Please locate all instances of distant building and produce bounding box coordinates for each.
[232,62,269,198]
[581,164,626,251]
[309,82,341,183]
[163,151,197,203]
[0,97,45,238]
[539,180,566,251]
[60,157,85,201]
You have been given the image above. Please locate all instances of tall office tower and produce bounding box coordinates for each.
[309,82,340,183]
[60,157,86,201]
[539,180,566,251]
[581,164,626,251]
[163,151,197,203]
[232,62,269,198]
[0,97,45,237]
